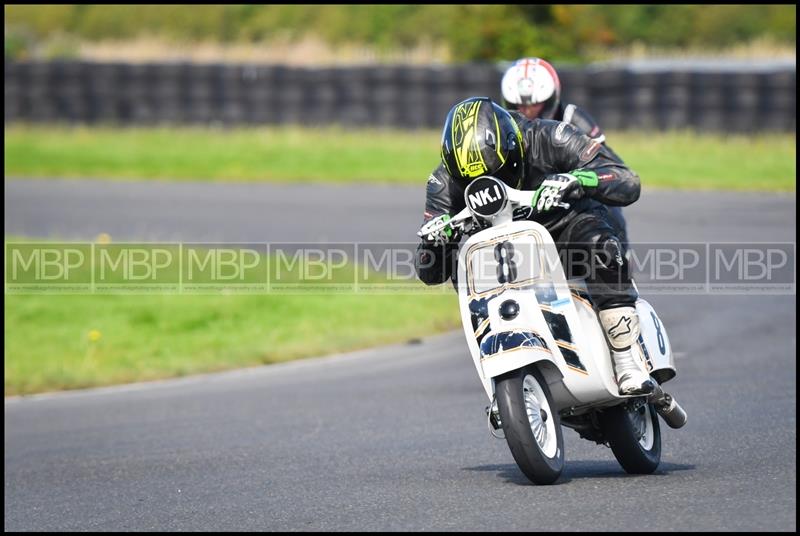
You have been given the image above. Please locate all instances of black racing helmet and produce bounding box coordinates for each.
[440,97,525,189]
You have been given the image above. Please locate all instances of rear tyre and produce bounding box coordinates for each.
[600,400,661,474]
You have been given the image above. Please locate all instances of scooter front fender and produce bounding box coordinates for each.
[478,330,564,382]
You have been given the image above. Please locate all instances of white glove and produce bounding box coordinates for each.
[532,174,583,213]
[418,214,454,246]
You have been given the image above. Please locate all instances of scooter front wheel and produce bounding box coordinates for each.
[496,366,564,485]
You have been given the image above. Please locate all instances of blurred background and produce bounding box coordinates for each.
[4,5,797,396]
[3,8,797,533]
[4,5,797,131]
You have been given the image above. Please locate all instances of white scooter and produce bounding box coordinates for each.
[418,176,687,485]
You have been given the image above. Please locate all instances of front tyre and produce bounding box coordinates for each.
[600,400,661,474]
[496,367,564,484]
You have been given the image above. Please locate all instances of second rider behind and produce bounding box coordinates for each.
[501,57,629,247]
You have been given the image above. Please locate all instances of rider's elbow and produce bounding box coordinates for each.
[617,170,641,206]
[628,174,641,204]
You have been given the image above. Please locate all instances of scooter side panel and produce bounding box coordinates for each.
[636,299,676,383]
[457,221,622,405]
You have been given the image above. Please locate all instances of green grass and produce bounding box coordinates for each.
[607,130,796,192]
[5,292,460,397]
[4,240,461,396]
[4,125,796,191]
[4,241,460,396]
[4,125,442,184]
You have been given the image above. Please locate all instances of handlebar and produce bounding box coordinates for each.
[417,182,570,240]
[416,207,473,239]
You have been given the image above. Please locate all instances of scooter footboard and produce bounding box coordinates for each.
[479,330,563,380]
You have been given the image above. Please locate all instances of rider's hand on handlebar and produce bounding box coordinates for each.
[418,214,458,246]
[532,173,586,213]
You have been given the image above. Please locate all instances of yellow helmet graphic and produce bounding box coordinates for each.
[441,97,524,188]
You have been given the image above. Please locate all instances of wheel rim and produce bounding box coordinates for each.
[631,403,655,450]
[522,374,558,458]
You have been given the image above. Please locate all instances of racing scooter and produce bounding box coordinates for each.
[418,176,687,485]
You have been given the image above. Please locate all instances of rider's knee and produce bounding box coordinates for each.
[591,234,626,272]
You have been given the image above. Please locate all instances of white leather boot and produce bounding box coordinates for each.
[599,306,654,395]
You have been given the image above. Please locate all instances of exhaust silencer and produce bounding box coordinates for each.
[647,384,688,429]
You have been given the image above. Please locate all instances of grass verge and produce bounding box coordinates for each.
[4,240,461,396]
[4,125,796,191]
[4,293,460,397]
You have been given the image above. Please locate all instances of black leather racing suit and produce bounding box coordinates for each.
[415,113,639,311]
[554,102,629,247]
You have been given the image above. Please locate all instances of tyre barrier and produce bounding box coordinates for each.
[4,60,795,132]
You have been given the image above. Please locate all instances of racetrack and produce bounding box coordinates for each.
[4,179,797,531]
[4,178,797,243]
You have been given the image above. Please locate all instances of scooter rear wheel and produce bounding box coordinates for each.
[496,366,564,485]
[600,400,661,474]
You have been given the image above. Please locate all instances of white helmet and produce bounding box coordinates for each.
[501,57,561,120]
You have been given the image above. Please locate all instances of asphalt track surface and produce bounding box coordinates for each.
[4,179,797,531]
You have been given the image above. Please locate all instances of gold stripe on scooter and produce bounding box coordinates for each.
[556,340,580,352]
[570,293,594,311]
[473,318,491,338]
[480,345,552,361]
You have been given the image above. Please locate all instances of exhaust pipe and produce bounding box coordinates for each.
[647,383,688,429]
